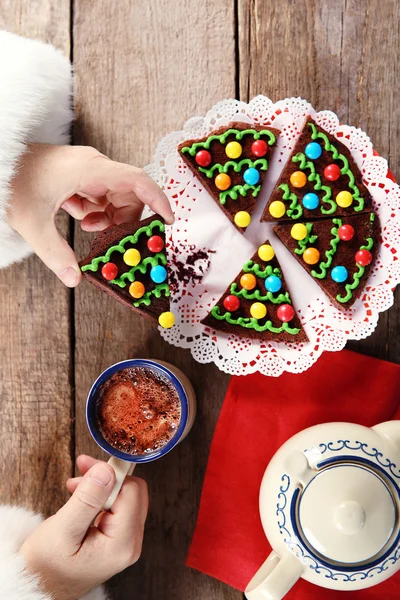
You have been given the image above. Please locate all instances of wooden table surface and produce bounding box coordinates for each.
[0,1,399,599]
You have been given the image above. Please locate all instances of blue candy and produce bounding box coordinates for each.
[305,142,322,160]
[265,275,282,293]
[302,192,320,210]
[150,265,167,283]
[243,167,260,186]
[331,266,348,283]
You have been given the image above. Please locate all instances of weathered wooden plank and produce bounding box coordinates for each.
[73,1,239,598]
[238,0,400,363]
[0,2,72,515]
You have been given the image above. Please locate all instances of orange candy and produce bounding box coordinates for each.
[303,247,320,265]
[215,173,231,190]
[290,171,307,188]
[240,273,257,290]
[129,281,145,298]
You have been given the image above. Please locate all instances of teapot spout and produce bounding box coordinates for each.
[372,421,400,452]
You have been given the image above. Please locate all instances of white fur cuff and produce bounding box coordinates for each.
[0,31,74,268]
[0,505,108,600]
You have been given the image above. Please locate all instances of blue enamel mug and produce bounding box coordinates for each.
[87,359,196,509]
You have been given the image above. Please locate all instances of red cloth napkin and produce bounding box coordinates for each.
[187,349,400,598]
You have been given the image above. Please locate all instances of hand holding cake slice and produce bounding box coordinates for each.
[262,117,373,222]
[274,213,378,310]
[201,242,308,343]
[79,215,174,328]
[178,122,280,232]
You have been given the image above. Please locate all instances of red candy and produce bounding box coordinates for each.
[101,262,118,281]
[251,140,268,157]
[195,150,212,167]
[355,249,373,266]
[147,235,164,253]
[223,295,240,312]
[338,224,355,241]
[277,304,295,322]
[324,164,341,181]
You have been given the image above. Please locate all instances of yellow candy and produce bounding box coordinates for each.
[124,248,141,266]
[269,201,286,219]
[129,281,145,298]
[290,171,307,188]
[234,211,251,228]
[250,302,267,320]
[215,173,231,191]
[158,311,175,329]
[225,141,242,159]
[291,223,308,240]
[303,247,320,265]
[258,244,275,262]
[336,191,353,208]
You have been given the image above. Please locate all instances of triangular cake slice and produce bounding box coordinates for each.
[274,213,379,310]
[261,117,373,223]
[201,241,307,343]
[79,215,174,328]
[178,121,280,233]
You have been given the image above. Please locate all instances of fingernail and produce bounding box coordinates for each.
[89,464,112,487]
[58,266,80,287]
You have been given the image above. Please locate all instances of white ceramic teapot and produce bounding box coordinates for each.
[245,421,400,599]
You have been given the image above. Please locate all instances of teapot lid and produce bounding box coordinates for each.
[296,463,396,564]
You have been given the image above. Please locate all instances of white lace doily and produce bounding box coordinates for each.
[145,96,400,376]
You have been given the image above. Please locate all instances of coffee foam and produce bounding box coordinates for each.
[96,367,181,455]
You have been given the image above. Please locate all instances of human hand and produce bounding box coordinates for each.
[8,143,174,287]
[21,455,148,600]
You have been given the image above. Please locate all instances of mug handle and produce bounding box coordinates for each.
[245,551,303,600]
[103,457,136,511]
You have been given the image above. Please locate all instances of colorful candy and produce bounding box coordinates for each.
[258,244,275,262]
[223,295,240,312]
[240,273,257,290]
[225,141,242,159]
[355,249,373,266]
[305,142,322,160]
[338,224,355,241]
[243,167,260,186]
[101,262,118,281]
[252,139,268,157]
[324,164,341,181]
[129,281,145,298]
[302,192,319,210]
[234,211,251,228]
[158,311,175,329]
[215,173,231,190]
[195,150,212,167]
[150,265,167,283]
[250,302,267,320]
[277,304,295,322]
[331,265,348,283]
[303,247,320,265]
[265,275,282,293]
[291,223,308,241]
[123,248,141,266]
[269,201,286,219]
[336,191,353,208]
[147,235,164,253]
[290,171,307,188]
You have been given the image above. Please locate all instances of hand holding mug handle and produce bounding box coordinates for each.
[103,457,136,511]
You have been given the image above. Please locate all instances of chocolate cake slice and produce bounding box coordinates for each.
[178,121,280,233]
[79,215,174,328]
[274,213,379,310]
[201,241,308,343]
[261,117,373,223]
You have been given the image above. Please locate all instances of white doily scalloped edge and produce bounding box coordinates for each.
[144,96,400,377]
